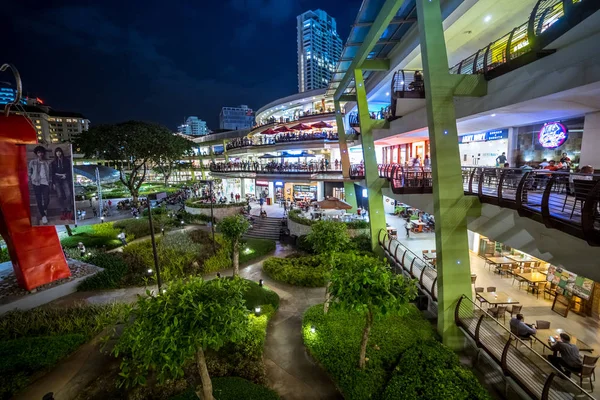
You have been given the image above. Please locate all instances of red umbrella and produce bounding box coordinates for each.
[275,126,292,133]
[290,123,312,130]
[311,121,333,129]
[261,128,277,135]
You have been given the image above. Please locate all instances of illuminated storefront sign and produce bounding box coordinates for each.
[274,181,283,187]
[538,122,568,149]
[255,180,269,187]
[459,129,508,144]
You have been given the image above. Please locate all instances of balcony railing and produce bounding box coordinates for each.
[209,162,342,175]
[350,164,433,195]
[253,110,338,132]
[226,132,339,151]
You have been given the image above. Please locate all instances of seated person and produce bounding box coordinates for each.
[509,314,537,338]
[544,160,560,171]
[547,333,583,377]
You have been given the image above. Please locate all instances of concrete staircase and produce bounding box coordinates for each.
[245,216,282,241]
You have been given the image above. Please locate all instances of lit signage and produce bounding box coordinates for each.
[458,129,508,144]
[275,181,283,187]
[286,150,303,155]
[538,122,568,149]
[256,180,269,186]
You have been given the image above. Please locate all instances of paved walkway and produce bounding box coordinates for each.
[21,243,341,400]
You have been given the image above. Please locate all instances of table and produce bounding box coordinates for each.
[411,221,426,233]
[477,291,519,306]
[507,255,540,266]
[422,252,437,266]
[515,272,548,283]
[485,256,515,272]
[534,329,594,353]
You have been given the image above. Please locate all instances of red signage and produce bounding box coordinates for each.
[256,180,269,186]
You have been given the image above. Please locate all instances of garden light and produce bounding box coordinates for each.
[100,217,104,222]
[181,220,185,225]
[254,306,261,316]
[310,326,316,334]
[259,279,263,287]
[147,269,153,274]
[87,252,91,256]
[162,289,167,294]
[217,272,221,278]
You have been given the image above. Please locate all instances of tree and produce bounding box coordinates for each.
[75,121,181,205]
[113,277,249,400]
[154,135,195,186]
[329,253,417,369]
[306,220,351,313]
[218,215,251,277]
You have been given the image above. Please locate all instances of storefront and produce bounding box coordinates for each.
[459,129,509,166]
[512,117,584,168]
[255,180,269,198]
[324,182,344,199]
[274,180,284,201]
[382,140,430,165]
[222,178,242,198]
[283,182,317,202]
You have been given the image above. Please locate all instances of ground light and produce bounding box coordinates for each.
[147,269,153,274]
[255,307,261,316]
[310,326,316,334]
[217,272,221,278]
[259,279,263,287]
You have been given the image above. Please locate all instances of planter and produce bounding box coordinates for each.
[185,205,242,220]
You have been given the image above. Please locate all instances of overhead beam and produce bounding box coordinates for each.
[360,59,390,71]
[338,94,357,102]
[352,17,416,27]
[346,40,398,47]
[333,0,406,100]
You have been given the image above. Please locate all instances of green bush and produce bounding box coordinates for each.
[295,235,313,253]
[349,234,372,253]
[0,334,87,400]
[239,238,276,264]
[302,304,435,400]
[382,340,491,400]
[186,199,247,209]
[203,246,232,274]
[263,255,328,287]
[241,279,279,312]
[0,247,9,263]
[171,377,280,400]
[113,218,159,238]
[288,209,314,226]
[61,222,130,250]
[346,220,369,229]
[78,253,129,291]
[0,302,130,340]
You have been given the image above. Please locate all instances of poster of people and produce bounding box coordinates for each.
[26,144,76,226]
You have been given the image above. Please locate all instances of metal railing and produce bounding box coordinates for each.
[378,229,438,303]
[391,69,426,98]
[350,163,433,194]
[449,0,598,78]
[226,133,339,151]
[209,162,342,174]
[456,295,595,399]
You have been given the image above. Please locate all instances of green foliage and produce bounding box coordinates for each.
[239,238,276,264]
[307,220,350,254]
[241,280,279,312]
[263,255,329,287]
[0,247,10,263]
[113,218,160,238]
[382,340,491,400]
[61,222,131,250]
[157,232,203,281]
[295,235,313,253]
[345,220,369,229]
[302,304,435,400]
[0,334,87,400]
[218,215,251,244]
[0,302,130,340]
[329,253,417,315]
[113,277,250,388]
[180,210,213,224]
[186,200,248,209]
[78,253,129,291]
[287,209,314,226]
[348,233,372,253]
[203,237,275,274]
[171,377,280,400]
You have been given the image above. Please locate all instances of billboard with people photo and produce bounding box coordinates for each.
[26,144,76,226]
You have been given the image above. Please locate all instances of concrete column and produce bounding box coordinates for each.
[417,0,473,347]
[334,101,352,177]
[268,181,275,204]
[354,69,387,254]
[316,181,324,201]
[580,112,600,167]
[240,178,246,197]
[209,147,215,162]
[506,127,517,167]
[223,140,229,162]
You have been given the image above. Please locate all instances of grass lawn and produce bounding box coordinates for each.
[239,238,276,265]
[302,304,436,400]
[171,377,279,400]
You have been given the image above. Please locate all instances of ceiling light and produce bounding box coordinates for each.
[484,15,492,22]
[385,92,389,96]
[491,113,496,117]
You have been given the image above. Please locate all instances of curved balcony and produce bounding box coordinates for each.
[209,162,342,175]
[251,110,338,134]
[349,164,433,195]
[226,132,339,151]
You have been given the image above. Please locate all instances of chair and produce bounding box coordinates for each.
[570,180,596,219]
[569,355,600,392]
[499,264,512,278]
[475,287,486,307]
[535,320,551,329]
[422,250,429,254]
[486,286,496,292]
[513,268,531,289]
[529,281,547,299]
[506,304,522,317]
[488,305,507,324]
[544,282,557,300]
[471,275,477,285]
[431,250,436,253]
[510,325,534,348]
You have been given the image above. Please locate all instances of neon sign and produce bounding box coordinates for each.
[538,122,568,149]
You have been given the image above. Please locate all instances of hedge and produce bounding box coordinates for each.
[242,279,280,312]
[186,199,248,209]
[171,377,280,400]
[78,253,129,291]
[263,255,328,287]
[288,209,369,229]
[0,248,9,263]
[302,304,436,400]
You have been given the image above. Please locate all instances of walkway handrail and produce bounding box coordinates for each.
[378,229,437,301]
[209,163,342,174]
[455,295,595,399]
[226,136,339,151]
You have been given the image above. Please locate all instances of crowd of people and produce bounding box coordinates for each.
[252,108,336,130]
[226,131,339,150]
[210,159,340,173]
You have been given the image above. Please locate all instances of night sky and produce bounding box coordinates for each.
[4,0,361,130]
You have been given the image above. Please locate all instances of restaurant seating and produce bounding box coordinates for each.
[567,180,596,218]
[475,287,485,307]
[528,282,547,299]
[470,274,477,285]
[512,268,531,289]
[488,305,507,324]
[535,320,551,329]
[486,286,496,292]
[499,264,512,278]
[506,304,522,318]
[510,325,534,348]
[544,282,557,300]
[567,355,600,392]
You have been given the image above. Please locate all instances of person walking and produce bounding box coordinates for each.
[405,219,412,238]
[28,146,51,225]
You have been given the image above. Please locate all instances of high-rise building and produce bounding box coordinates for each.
[219,105,254,130]
[297,9,343,93]
[11,98,89,143]
[178,116,208,136]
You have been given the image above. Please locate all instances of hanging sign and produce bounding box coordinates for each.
[539,122,568,149]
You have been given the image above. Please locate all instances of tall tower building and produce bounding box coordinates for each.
[178,116,208,136]
[297,9,343,93]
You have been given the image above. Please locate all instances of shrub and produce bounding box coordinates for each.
[295,235,313,253]
[241,279,279,311]
[349,233,372,252]
[0,247,10,263]
[186,199,247,209]
[203,246,232,274]
[113,218,159,238]
[346,220,369,229]
[263,255,328,287]
[302,304,435,400]
[61,233,121,250]
[0,334,87,400]
[239,238,276,264]
[306,220,350,254]
[158,232,204,281]
[171,377,280,400]
[382,340,491,400]
[78,253,129,291]
[288,209,314,226]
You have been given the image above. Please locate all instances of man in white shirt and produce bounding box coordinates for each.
[28,146,51,224]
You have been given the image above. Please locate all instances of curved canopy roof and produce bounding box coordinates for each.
[73,165,120,183]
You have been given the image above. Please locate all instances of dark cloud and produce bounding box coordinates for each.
[4,0,361,129]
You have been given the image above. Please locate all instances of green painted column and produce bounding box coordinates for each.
[416,0,473,347]
[354,69,386,254]
[223,140,229,162]
[334,100,358,212]
[190,169,196,182]
[209,147,215,162]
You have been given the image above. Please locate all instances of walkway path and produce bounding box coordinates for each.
[22,243,342,400]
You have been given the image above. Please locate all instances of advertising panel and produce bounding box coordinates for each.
[26,144,76,226]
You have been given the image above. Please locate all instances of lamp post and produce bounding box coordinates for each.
[209,180,216,253]
[146,201,163,292]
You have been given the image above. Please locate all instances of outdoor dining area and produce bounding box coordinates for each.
[295,197,367,223]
